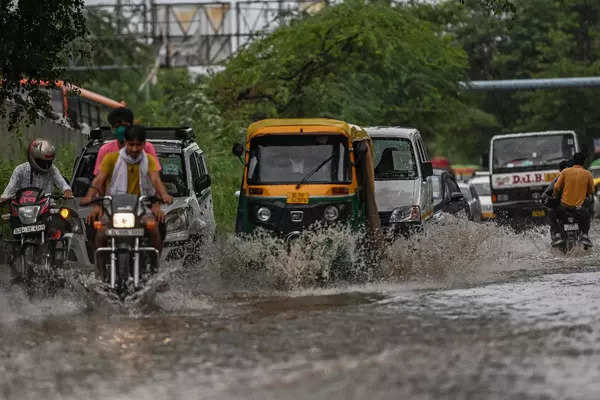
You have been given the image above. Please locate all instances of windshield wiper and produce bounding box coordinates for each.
[296,154,335,189]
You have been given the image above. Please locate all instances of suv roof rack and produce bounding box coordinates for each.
[89,126,195,143]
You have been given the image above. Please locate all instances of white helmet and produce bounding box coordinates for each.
[28,138,56,173]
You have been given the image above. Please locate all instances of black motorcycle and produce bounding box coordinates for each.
[553,209,591,253]
[1,187,80,281]
[89,194,160,299]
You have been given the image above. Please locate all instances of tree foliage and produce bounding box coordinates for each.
[0,0,87,128]
[209,1,480,147]
[413,0,600,158]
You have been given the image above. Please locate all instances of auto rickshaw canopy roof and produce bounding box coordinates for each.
[246,118,369,143]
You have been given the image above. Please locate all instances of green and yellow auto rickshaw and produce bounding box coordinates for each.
[232,118,380,238]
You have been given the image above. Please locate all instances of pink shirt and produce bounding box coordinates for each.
[93,140,162,175]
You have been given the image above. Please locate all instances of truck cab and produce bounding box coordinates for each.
[365,127,434,234]
[488,130,579,225]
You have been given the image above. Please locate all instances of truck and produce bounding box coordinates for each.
[487,130,579,225]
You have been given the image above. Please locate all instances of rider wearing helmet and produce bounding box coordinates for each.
[0,139,73,202]
[553,152,594,246]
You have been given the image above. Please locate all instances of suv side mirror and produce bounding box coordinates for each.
[451,192,464,202]
[232,143,244,157]
[72,177,91,197]
[421,161,433,179]
[481,152,489,169]
[194,175,211,194]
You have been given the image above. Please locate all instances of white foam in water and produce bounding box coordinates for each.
[209,214,600,292]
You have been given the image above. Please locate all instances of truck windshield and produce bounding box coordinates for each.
[247,135,350,185]
[492,133,576,173]
[372,138,418,180]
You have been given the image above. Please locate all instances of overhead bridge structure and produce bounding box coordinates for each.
[85,0,332,67]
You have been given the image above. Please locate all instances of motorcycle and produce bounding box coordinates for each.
[89,194,160,299]
[554,209,591,254]
[1,187,80,281]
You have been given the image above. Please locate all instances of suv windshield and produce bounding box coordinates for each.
[492,133,576,173]
[247,135,350,185]
[373,138,418,180]
[158,153,187,197]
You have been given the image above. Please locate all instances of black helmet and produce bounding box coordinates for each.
[28,138,56,173]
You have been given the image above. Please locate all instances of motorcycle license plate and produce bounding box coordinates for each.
[532,210,546,217]
[106,228,144,237]
[564,223,579,232]
[13,224,45,235]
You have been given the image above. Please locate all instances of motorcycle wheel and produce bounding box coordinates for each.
[117,252,131,295]
[12,245,35,282]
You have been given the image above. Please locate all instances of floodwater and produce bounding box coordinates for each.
[3,216,600,399]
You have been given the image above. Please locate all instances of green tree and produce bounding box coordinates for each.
[210,1,475,144]
[0,0,87,128]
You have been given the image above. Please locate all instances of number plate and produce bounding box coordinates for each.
[106,228,144,237]
[287,192,309,204]
[564,223,579,232]
[13,224,45,235]
[532,210,546,217]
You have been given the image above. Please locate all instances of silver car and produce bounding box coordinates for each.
[458,182,481,221]
[68,127,216,267]
[468,176,495,221]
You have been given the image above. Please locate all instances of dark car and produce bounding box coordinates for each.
[431,169,469,219]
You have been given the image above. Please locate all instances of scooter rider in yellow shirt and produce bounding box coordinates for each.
[553,152,594,246]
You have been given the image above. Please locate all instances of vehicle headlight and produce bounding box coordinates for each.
[113,213,135,228]
[166,209,188,233]
[18,205,40,225]
[323,205,339,222]
[257,207,271,222]
[497,194,509,202]
[390,206,420,223]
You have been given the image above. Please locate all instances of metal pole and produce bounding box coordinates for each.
[460,77,600,91]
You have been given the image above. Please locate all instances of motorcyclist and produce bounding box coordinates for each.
[81,125,173,280]
[0,138,73,204]
[553,152,594,246]
[542,160,571,246]
[93,107,162,176]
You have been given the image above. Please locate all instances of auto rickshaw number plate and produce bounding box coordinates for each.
[531,210,545,217]
[13,224,45,235]
[287,192,309,204]
[107,228,145,237]
[564,223,579,231]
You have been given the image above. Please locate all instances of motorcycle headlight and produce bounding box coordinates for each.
[113,213,136,228]
[256,207,271,222]
[323,205,339,222]
[390,206,420,223]
[18,205,40,225]
[166,209,188,233]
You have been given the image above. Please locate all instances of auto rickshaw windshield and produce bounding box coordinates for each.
[247,134,351,185]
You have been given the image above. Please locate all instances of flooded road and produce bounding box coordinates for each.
[3,218,600,399]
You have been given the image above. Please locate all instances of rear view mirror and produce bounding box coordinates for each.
[232,143,244,157]
[481,152,489,169]
[72,177,91,198]
[451,192,464,202]
[194,175,211,194]
[421,161,433,179]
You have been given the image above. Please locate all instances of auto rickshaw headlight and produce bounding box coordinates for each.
[323,206,339,222]
[257,207,271,222]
